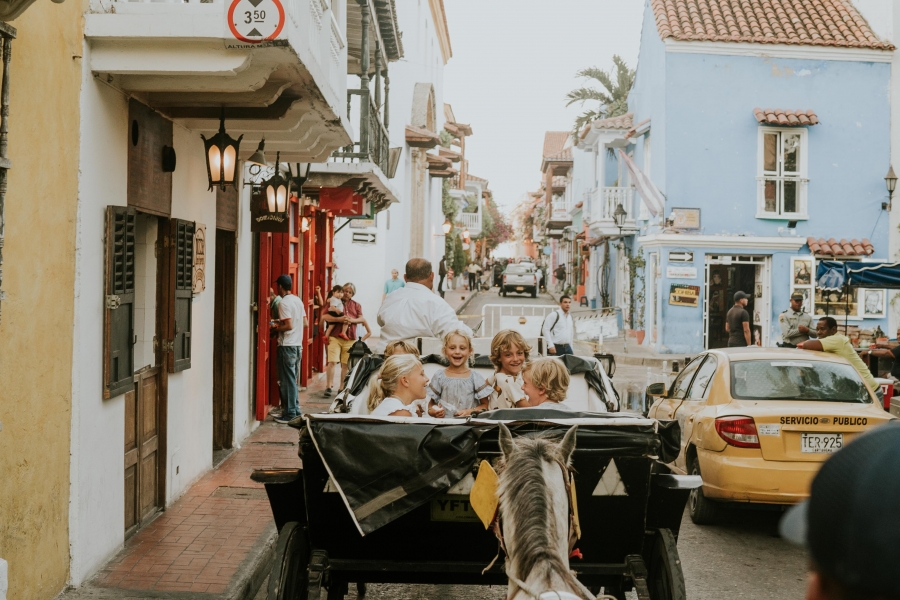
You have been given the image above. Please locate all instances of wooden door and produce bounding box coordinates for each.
[125,366,161,536]
[213,229,236,450]
[255,232,273,421]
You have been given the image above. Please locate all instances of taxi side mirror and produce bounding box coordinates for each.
[646,382,668,397]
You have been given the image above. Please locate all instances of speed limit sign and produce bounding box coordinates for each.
[228,0,285,44]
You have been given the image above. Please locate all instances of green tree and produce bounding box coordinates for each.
[566,55,635,136]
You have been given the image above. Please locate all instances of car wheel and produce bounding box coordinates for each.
[688,459,721,525]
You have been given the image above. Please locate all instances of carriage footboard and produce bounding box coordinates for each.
[251,468,306,532]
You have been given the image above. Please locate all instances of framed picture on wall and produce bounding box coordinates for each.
[790,257,815,314]
[793,259,812,285]
[863,289,886,318]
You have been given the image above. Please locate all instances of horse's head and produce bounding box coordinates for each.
[496,423,580,596]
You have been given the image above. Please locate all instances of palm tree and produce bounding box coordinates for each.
[566,55,635,136]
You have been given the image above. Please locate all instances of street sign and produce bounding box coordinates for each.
[668,251,694,263]
[666,266,697,279]
[228,0,285,44]
[352,232,377,244]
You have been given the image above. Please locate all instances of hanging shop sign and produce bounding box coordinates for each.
[670,207,701,230]
[669,284,700,307]
[250,192,289,233]
[227,0,286,45]
[666,266,697,279]
[319,187,370,217]
[193,223,207,295]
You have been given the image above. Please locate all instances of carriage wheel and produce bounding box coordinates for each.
[647,529,686,600]
[267,522,310,600]
[326,579,348,600]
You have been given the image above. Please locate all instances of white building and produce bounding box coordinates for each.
[331,0,453,334]
[70,0,353,584]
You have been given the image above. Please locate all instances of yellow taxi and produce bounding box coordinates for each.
[647,347,894,524]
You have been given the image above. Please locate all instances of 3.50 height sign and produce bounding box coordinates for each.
[228,0,285,44]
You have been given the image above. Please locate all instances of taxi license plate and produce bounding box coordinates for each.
[801,433,843,454]
[516,286,524,291]
[430,494,480,523]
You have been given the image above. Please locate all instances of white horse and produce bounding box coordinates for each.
[497,423,613,600]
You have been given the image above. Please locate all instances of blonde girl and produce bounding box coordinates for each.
[521,358,571,409]
[426,329,493,417]
[367,354,430,417]
[383,340,419,358]
[488,330,532,409]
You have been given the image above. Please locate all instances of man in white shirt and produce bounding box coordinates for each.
[270,274,307,423]
[542,295,575,356]
[377,258,473,353]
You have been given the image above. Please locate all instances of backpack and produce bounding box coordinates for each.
[542,310,561,335]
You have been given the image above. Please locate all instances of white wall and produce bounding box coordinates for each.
[889,1,900,335]
[233,172,257,442]
[70,40,244,584]
[333,0,449,335]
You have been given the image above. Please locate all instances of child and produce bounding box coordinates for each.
[426,329,493,417]
[367,354,430,417]
[323,285,351,340]
[521,358,572,409]
[383,340,420,358]
[488,330,532,410]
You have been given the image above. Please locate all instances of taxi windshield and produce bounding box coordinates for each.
[730,360,872,403]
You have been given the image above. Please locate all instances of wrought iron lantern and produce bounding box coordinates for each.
[442,220,452,235]
[287,162,313,195]
[613,203,628,232]
[462,228,471,242]
[201,115,243,191]
[301,216,310,233]
[263,152,290,214]
[886,166,897,198]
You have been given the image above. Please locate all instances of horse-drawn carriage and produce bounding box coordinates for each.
[252,339,697,600]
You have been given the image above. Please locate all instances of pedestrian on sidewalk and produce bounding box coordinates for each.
[543,295,575,356]
[383,269,405,301]
[779,292,815,347]
[725,291,751,347]
[438,256,448,298]
[271,275,307,423]
[780,423,900,600]
[466,261,481,291]
[554,264,567,292]
[376,258,473,352]
[323,283,371,397]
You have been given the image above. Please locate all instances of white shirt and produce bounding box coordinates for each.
[371,397,409,416]
[376,282,473,352]
[329,296,343,312]
[541,308,574,346]
[278,294,306,346]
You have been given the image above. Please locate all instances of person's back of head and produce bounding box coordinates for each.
[405,258,433,283]
[383,340,419,358]
[367,354,421,411]
[781,424,900,600]
[523,358,570,403]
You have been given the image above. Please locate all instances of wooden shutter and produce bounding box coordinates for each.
[171,219,194,372]
[104,206,137,399]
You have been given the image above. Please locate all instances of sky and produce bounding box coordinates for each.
[442,0,646,215]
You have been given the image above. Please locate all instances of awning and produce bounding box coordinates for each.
[808,237,874,257]
[754,108,819,126]
[815,261,900,291]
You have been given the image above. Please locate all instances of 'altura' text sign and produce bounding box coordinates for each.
[228,0,285,44]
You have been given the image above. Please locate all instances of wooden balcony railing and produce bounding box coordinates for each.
[331,88,389,174]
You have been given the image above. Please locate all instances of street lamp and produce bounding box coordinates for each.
[288,162,312,195]
[562,227,575,243]
[462,229,471,242]
[442,220,452,235]
[201,113,243,191]
[613,203,628,233]
[301,216,310,233]
[262,152,289,214]
[886,166,897,210]
[246,139,267,168]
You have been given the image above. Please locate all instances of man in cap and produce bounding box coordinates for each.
[780,423,900,600]
[725,291,751,347]
[779,292,816,347]
[270,274,307,424]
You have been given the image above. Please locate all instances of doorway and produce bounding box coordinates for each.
[704,255,770,349]
[213,229,236,452]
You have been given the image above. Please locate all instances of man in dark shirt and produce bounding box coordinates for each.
[725,291,751,347]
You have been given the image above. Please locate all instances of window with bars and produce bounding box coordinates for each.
[172,219,194,372]
[104,206,137,398]
[757,127,808,219]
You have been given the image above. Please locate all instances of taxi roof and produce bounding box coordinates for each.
[705,347,852,365]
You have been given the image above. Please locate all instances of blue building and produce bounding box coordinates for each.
[577,0,895,354]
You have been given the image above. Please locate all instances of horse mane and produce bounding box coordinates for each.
[498,433,585,597]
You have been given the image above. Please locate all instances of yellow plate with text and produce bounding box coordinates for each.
[430,494,480,522]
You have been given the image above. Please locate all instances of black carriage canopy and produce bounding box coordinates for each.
[298,413,680,535]
[340,353,617,410]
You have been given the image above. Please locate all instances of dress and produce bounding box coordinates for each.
[426,369,493,417]
[489,372,527,410]
[371,397,409,417]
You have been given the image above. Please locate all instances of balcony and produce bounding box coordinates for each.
[547,199,573,228]
[588,187,636,236]
[85,0,352,161]
[457,211,482,237]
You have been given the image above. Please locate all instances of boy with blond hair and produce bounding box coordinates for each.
[521,358,572,409]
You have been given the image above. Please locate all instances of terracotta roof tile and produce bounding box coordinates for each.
[754,108,819,126]
[546,147,573,162]
[806,237,874,257]
[651,0,894,50]
[542,131,570,159]
[592,113,634,130]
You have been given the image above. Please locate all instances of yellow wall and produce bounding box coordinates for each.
[0,0,83,597]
